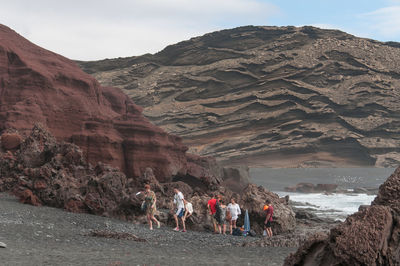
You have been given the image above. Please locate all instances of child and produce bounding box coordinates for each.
[183,199,193,222]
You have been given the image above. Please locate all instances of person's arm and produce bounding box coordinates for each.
[207,203,212,215]
[152,193,156,208]
[265,210,271,223]
[237,205,241,215]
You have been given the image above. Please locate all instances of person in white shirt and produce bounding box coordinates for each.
[173,188,186,232]
[183,199,193,222]
[227,198,241,235]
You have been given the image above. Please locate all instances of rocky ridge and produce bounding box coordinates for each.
[79,26,400,167]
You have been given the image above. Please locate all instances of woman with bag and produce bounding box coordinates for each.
[227,198,241,235]
[142,184,160,230]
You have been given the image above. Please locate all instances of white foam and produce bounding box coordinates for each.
[276,191,376,220]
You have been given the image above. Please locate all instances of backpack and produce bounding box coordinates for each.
[140,201,147,212]
[232,227,243,236]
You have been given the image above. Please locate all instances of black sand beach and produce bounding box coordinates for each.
[0,193,295,265]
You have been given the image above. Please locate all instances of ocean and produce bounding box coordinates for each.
[250,168,396,220]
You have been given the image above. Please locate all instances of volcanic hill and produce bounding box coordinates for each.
[0,23,214,182]
[79,26,400,168]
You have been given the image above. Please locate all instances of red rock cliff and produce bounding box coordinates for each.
[0,24,189,181]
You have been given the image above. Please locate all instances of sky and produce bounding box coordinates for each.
[1,0,400,61]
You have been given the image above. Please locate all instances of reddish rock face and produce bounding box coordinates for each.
[1,133,22,151]
[0,24,188,181]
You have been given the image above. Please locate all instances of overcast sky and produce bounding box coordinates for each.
[1,0,400,60]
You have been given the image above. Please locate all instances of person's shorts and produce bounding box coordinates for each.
[264,221,272,228]
[211,214,218,223]
[176,208,185,218]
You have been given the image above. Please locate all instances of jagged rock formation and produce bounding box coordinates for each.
[284,167,400,265]
[79,26,400,167]
[0,125,296,233]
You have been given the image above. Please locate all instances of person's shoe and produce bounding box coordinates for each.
[181,229,186,232]
[157,221,161,228]
[173,227,180,231]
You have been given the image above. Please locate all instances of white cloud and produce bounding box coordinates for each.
[361,6,400,39]
[0,0,278,60]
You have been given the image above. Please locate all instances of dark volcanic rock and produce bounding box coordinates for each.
[79,26,400,168]
[1,125,296,234]
[284,167,400,265]
[285,182,338,193]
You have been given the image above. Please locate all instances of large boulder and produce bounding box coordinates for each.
[1,132,22,151]
[221,166,251,192]
[240,184,296,234]
[284,167,400,266]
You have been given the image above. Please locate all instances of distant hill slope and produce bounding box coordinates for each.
[78,26,400,168]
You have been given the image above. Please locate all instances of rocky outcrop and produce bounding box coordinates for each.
[0,24,191,182]
[284,167,400,265]
[285,183,338,193]
[79,26,400,168]
[0,125,296,234]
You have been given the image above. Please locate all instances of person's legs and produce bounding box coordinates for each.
[233,219,237,228]
[173,214,179,228]
[181,216,186,231]
[147,214,153,230]
[151,215,160,228]
[267,227,273,237]
[229,220,233,234]
[218,224,222,234]
[212,216,217,233]
[223,223,226,234]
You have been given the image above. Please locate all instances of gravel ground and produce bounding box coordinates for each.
[0,193,295,266]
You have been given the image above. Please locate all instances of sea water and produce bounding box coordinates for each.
[250,168,395,220]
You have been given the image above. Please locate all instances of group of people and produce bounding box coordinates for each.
[139,185,273,237]
[207,195,241,234]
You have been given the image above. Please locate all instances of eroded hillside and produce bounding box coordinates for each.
[79,26,400,167]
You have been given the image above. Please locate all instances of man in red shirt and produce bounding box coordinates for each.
[264,199,274,237]
[207,194,219,233]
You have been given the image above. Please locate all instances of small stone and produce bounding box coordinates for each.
[0,242,7,248]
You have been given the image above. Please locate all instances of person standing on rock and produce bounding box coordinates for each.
[264,199,274,237]
[227,198,241,234]
[143,184,160,230]
[173,188,186,232]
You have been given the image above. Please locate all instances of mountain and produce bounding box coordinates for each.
[0,24,215,182]
[78,26,400,168]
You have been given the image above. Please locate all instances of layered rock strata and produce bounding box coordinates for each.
[284,167,400,265]
[79,26,400,167]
